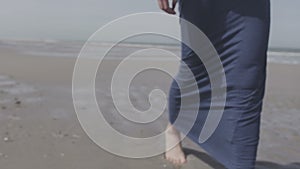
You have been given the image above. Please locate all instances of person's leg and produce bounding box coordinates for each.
[165,79,186,165]
[165,122,187,165]
[165,0,207,164]
[166,0,271,168]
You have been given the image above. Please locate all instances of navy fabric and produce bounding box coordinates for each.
[168,0,271,168]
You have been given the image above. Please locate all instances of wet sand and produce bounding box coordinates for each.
[0,46,300,169]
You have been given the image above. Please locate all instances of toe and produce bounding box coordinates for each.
[170,158,176,165]
[175,159,181,165]
[180,157,187,164]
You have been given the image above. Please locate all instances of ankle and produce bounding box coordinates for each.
[166,124,180,135]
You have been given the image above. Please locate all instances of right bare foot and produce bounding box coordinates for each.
[164,123,187,166]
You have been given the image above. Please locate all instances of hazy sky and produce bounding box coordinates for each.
[0,0,299,48]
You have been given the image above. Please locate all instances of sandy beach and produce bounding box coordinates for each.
[0,41,300,169]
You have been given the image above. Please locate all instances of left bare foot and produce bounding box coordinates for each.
[164,123,187,166]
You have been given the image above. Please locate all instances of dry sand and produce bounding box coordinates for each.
[0,45,300,169]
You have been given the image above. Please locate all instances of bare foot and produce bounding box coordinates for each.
[164,123,187,166]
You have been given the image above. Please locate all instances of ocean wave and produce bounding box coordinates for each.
[1,39,300,64]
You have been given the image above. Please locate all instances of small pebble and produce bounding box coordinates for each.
[72,134,80,139]
[60,153,65,157]
[1,106,6,110]
[15,100,21,105]
[163,164,167,168]
[3,136,13,143]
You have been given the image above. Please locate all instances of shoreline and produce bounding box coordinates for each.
[0,44,300,169]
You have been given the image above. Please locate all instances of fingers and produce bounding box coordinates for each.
[157,0,176,14]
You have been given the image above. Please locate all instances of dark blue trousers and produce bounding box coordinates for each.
[168,0,271,168]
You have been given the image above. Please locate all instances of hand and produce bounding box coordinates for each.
[157,0,178,15]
